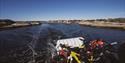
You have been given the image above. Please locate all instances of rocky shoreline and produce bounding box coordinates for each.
[78,21,125,30]
[0,20,41,31]
[0,24,41,31]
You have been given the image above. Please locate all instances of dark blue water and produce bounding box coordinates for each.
[52,24,125,42]
[0,24,125,63]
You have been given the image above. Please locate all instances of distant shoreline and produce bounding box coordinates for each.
[78,21,125,30]
[79,24,125,31]
[48,18,125,30]
[1,19,125,31]
[0,24,41,31]
[1,23,125,31]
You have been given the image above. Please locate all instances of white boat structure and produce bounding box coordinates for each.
[55,37,85,51]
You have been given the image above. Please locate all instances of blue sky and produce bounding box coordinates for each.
[0,0,125,21]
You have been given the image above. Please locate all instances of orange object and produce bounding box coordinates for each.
[90,39,104,49]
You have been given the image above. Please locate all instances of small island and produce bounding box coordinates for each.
[0,19,42,30]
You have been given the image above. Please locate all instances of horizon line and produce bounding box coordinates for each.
[0,17,125,21]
